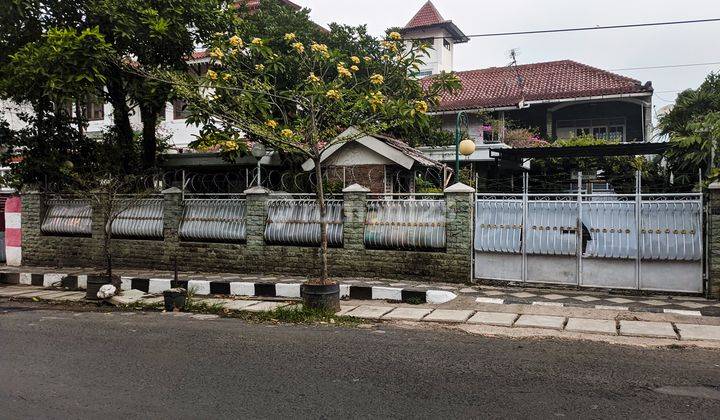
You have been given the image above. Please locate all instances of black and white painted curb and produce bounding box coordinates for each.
[0,272,457,305]
[475,297,707,317]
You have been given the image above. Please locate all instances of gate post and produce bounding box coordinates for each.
[708,182,720,299]
[162,187,183,268]
[444,182,476,284]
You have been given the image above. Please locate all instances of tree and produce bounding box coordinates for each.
[166,28,459,287]
[1,0,233,173]
[660,72,720,185]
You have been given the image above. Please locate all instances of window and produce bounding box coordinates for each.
[173,99,192,120]
[557,118,627,142]
[83,97,105,121]
[443,39,451,51]
[415,70,433,78]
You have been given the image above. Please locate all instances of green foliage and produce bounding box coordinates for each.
[660,72,720,184]
[4,27,112,105]
[530,136,656,193]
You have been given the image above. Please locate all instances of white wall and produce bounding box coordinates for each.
[403,27,454,76]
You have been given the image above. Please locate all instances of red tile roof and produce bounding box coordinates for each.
[424,60,653,112]
[401,1,469,43]
[404,1,446,29]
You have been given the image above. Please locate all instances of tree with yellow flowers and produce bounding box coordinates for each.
[169,26,459,306]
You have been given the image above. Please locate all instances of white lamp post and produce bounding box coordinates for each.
[251,143,267,187]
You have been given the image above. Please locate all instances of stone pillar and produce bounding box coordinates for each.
[162,187,183,267]
[444,182,476,284]
[708,182,720,299]
[244,186,270,248]
[342,184,370,250]
[19,191,42,266]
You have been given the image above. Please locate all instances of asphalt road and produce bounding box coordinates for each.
[1,303,720,419]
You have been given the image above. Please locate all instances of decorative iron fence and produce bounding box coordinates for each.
[41,199,92,236]
[179,199,247,243]
[110,198,164,240]
[364,199,446,250]
[264,198,344,246]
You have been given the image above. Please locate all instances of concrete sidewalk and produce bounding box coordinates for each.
[3,283,720,347]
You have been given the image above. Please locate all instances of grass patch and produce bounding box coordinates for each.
[236,305,361,326]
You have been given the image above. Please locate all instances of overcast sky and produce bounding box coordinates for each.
[297,0,720,115]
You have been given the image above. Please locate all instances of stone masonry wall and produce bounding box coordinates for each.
[20,184,475,283]
[708,183,720,299]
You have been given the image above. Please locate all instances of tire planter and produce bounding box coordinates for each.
[163,288,187,312]
[301,283,341,312]
[86,275,112,300]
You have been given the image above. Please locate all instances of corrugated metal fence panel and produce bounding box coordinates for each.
[179,199,246,242]
[364,200,446,250]
[475,196,703,261]
[640,201,702,261]
[526,201,578,256]
[583,201,636,259]
[110,199,164,240]
[264,199,343,247]
[41,199,92,236]
[474,200,522,253]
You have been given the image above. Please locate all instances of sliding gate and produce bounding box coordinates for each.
[473,175,704,293]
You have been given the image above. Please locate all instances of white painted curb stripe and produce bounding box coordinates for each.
[188,280,211,295]
[427,290,457,304]
[149,279,172,294]
[275,283,301,298]
[475,297,505,305]
[664,309,702,317]
[371,287,403,301]
[230,282,255,296]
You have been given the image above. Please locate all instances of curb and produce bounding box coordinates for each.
[0,272,457,305]
[476,297,708,317]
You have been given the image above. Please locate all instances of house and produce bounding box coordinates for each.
[397,1,655,179]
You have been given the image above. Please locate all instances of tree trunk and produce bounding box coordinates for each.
[106,69,134,173]
[314,158,330,284]
[140,104,159,170]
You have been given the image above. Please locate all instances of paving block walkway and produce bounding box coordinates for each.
[4,283,720,344]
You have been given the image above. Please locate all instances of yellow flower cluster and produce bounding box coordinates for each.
[381,40,399,53]
[310,42,330,58]
[306,72,321,84]
[284,33,297,42]
[206,69,218,80]
[209,47,224,59]
[255,64,265,71]
[368,91,385,109]
[337,64,352,78]
[414,100,429,114]
[251,37,263,46]
[326,89,341,100]
[222,140,239,151]
[229,36,243,47]
[222,73,232,81]
[388,31,402,41]
[292,42,305,53]
[266,120,278,129]
[364,56,372,62]
[350,56,361,64]
[350,65,359,72]
[280,129,294,138]
[370,74,384,85]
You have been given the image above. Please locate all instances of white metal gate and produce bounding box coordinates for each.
[473,173,705,293]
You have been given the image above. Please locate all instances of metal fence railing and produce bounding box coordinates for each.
[41,199,92,236]
[364,199,446,250]
[179,199,247,243]
[110,198,164,240]
[264,199,344,247]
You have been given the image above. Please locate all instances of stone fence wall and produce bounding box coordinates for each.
[20,184,475,283]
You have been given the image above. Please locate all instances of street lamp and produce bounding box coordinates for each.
[454,111,477,184]
[251,143,266,187]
